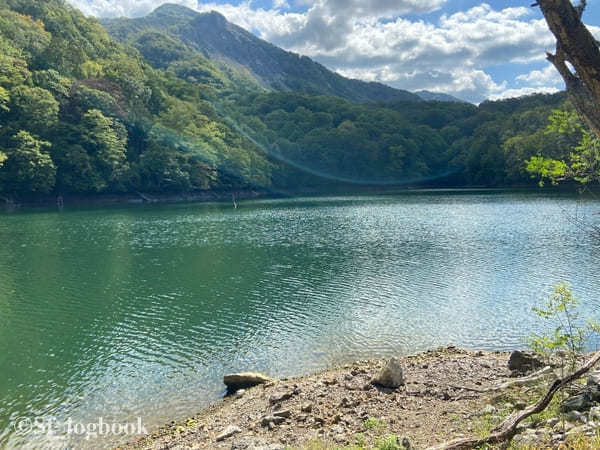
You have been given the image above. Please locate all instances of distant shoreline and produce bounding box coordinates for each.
[0,184,591,212]
[0,189,272,211]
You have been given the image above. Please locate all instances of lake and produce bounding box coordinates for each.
[1,190,599,448]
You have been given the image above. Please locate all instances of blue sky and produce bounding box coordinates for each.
[69,0,600,102]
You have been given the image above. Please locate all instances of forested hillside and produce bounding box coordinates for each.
[102,4,421,104]
[222,91,571,188]
[0,0,273,198]
[0,0,586,200]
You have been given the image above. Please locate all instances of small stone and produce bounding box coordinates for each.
[566,410,587,423]
[553,421,576,433]
[301,403,313,413]
[371,357,405,388]
[235,389,246,398]
[545,417,559,427]
[216,425,241,442]
[273,409,291,418]
[231,437,285,450]
[482,405,497,415]
[331,424,344,434]
[589,406,600,420]
[269,391,294,405]
[400,436,411,449]
[333,433,346,443]
[261,416,285,426]
[567,424,592,436]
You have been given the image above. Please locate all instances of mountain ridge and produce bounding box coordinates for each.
[101,4,423,103]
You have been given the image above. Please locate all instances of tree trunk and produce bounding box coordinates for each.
[536,0,600,138]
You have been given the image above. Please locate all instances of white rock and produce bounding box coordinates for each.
[371,357,405,388]
[216,425,241,441]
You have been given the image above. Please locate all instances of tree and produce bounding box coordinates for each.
[536,0,600,138]
[80,109,129,191]
[526,109,600,184]
[0,130,56,193]
[9,85,59,133]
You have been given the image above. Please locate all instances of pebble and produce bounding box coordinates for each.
[215,425,241,442]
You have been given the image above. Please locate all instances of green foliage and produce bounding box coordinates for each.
[363,417,386,432]
[9,85,59,132]
[525,157,568,186]
[528,283,598,370]
[526,110,600,185]
[80,109,129,190]
[0,0,589,200]
[374,435,401,450]
[0,130,55,193]
[0,85,9,111]
[0,0,275,198]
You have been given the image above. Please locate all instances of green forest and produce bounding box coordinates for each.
[0,0,593,200]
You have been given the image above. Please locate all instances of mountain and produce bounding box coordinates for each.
[415,90,466,103]
[0,0,577,200]
[101,4,421,103]
[0,0,275,197]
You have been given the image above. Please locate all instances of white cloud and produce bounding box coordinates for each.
[66,0,573,102]
[68,0,198,18]
[190,2,557,101]
[273,0,290,10]
[488,86,560,101]
[516,64,563,87]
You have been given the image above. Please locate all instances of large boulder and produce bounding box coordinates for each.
[371,357,405,388]
[508,351,544,373]
[223,372,273,393]
[560,393,594,413]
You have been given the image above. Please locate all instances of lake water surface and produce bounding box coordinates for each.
[1,190,599,448]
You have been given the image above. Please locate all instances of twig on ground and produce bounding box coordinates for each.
[427,351,600,450]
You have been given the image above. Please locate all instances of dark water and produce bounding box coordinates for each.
[1,191,599,448]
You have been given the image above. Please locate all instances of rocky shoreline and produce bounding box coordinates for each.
[0,189,273,210]
[116,347,600,450]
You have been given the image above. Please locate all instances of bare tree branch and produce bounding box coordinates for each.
[427,350,600,450]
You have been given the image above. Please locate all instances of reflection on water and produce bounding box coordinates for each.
[0,190,599,448]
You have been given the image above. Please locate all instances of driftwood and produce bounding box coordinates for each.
[534,0,600,138]
[427,350,600,450]
[447,366,554,394]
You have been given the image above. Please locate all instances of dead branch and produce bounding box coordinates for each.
[427,350,600,450]
[446,366,554,394]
